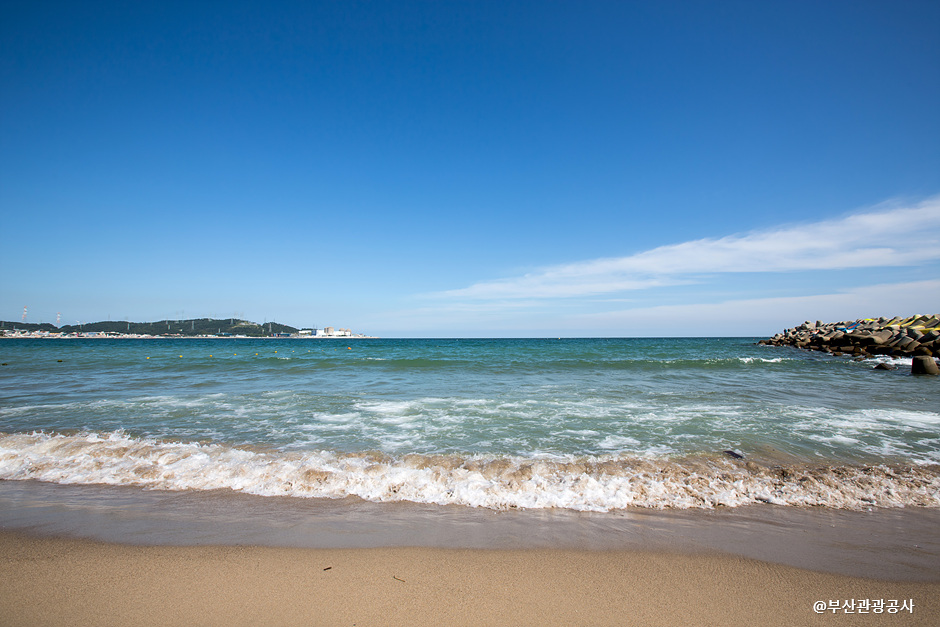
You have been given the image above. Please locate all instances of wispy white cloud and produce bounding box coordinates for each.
[570,279,940,336]
[435,197,940,300]
[374,279,940,337]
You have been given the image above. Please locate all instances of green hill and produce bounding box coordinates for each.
[1,318,300,337]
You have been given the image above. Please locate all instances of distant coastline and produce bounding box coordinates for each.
[0,317,377,339]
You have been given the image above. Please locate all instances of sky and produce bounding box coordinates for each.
[2,0,939,337]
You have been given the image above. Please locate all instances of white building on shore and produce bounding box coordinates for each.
[314,326,352,337]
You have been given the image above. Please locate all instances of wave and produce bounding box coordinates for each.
[1,431,937,511]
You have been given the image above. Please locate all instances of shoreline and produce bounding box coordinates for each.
[2,479,939,582]
[1,530,936,626]
[3,334,938,624]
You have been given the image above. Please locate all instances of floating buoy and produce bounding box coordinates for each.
[57,359,63,362]
[146,357,150,359]
[347,347,351,350]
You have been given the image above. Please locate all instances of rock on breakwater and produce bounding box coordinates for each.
[760,315,940,366]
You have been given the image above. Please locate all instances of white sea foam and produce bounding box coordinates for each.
[862,408,940,427]
[312,412,362,425]
[808,434,860,446]
[1,431,937,512]
[597,435,641,450]
[784,407,940,464]
[862,355,914,366]
[559,429,601,437]
[356,400,418,416]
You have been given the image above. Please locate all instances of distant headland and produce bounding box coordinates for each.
[0,318,376,339]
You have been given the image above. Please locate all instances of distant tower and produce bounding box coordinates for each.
[56,312,61,326]
[22,306,27,322]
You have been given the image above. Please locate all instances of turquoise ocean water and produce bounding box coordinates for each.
[1,338,937,511]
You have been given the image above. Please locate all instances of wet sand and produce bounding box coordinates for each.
[2,479,939,580]
[1,530,937,627]
[2,480,938,625]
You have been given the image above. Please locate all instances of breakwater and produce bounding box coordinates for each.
[760,315,940,372]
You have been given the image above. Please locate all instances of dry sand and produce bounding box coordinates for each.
[1,530,936,626]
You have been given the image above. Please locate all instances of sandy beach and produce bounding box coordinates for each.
[2,338,938,625]
[0,530,936,627]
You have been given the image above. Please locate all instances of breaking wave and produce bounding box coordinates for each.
[1,431,937,511]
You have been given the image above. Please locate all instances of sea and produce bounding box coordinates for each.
[2,336,938,509]
[1,337,939,575]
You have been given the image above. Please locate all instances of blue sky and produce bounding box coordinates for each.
[2,0,939,337]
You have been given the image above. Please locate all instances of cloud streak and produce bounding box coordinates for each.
[436,197,940,300]
[569,279,940,336]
